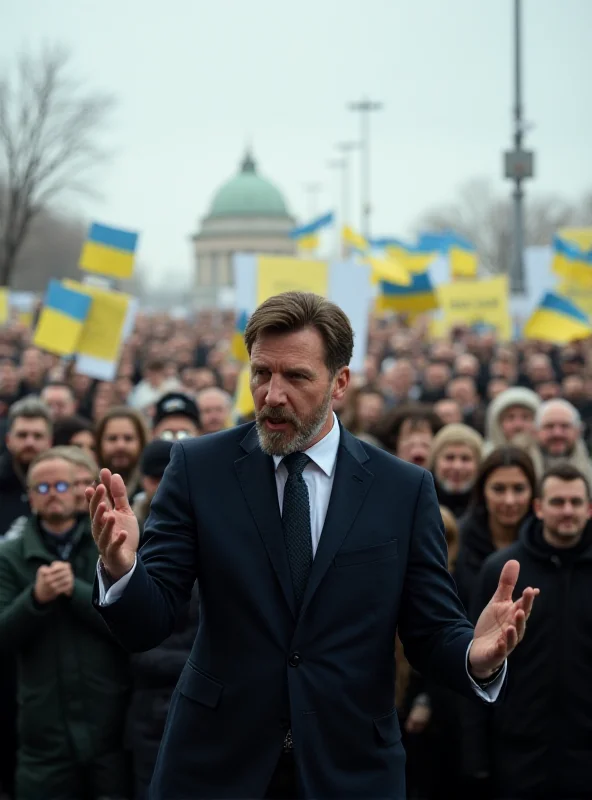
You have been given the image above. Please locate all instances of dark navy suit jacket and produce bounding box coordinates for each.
[95,422,477,799]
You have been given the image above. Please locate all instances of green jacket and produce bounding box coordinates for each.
[0,515,130,763]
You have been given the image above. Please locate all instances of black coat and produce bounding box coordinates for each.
[455,509,497,612]
[126,583,200,795]
[434,480,473,522]
[0,450,29,537]
[96,423,477,800]
[470,518,592,799]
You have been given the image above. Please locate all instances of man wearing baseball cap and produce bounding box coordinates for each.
[152,393,200,442]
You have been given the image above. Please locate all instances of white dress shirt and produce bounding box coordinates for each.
[97,413,505,700]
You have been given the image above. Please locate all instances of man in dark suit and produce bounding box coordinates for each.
[89,292,538,799]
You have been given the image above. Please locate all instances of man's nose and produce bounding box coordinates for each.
[265,376,286,406]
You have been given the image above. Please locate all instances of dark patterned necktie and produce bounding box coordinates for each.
[281,452,313,610]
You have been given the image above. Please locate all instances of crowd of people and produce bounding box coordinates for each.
[0,305,591,799]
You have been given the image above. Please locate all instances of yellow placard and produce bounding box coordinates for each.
[64,280,130,361]
[256,256,329,305]
[435,275,511,339]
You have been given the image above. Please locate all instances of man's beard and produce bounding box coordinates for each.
[541,443,574,460]
[256,389,333,457]
[104,454,137,480]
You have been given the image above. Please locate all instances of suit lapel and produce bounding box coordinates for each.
[235,426,297,618]
[299,427,374,619]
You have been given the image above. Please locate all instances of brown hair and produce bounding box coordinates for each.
[471,446,537,512]
[540,463,591,500]
[374,403,444,454]
[95,406,149,466]
[244,291,354,375]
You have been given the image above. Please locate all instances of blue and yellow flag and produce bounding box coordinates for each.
[376,271,438,314]
[231,310,250,363]
[80,222,139,280]
[342,228,410,285]
[342,225,368,255]
[418,231,477,278]
[372,238,437,275]
[365,255,411,286]
[33,280,92,356]
[551,235,592,287]
[523,292,592,344]
[290,213,334,252]
[559,228,592,251]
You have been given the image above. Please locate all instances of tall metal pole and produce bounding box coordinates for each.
[348,97,383,240]
[512,0,525,294]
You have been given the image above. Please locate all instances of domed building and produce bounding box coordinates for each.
[193,149,296,308]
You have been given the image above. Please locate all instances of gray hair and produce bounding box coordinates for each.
[535,398,581,430]
[7,396,53,433]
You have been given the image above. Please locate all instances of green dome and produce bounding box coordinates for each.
[208,151,290,219]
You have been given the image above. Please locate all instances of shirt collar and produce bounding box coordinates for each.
[273,413,340,478]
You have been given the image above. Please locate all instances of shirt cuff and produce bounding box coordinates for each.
[465,642,507,703]
[96,557,137,606]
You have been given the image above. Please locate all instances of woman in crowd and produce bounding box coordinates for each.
[454,446,537,613]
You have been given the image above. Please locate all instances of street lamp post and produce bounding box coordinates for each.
[348,97,383,240]
[504,0,534,294]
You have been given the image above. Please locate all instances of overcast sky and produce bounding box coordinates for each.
[1,0,590,284]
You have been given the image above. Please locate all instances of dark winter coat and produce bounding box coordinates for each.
[0,514,131,794]
[434,480,473,522]
[469,517,592,799]
[0,450,29,537]
[126,583,200,795]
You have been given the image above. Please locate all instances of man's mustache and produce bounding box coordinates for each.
[258,407,299,426]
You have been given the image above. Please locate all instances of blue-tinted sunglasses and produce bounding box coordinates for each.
[33,481,71,495]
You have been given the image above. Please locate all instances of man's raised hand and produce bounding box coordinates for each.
[86,469,140,581]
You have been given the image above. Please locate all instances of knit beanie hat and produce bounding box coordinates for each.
[428,423,484,470]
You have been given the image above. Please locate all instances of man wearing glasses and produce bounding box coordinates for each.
[0,448,130,800]
[152,392,201,442]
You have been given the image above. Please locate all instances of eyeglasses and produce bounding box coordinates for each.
[32,481,71,495]
[158,430,195,441]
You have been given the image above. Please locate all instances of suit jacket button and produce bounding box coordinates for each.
[289,652,301,668]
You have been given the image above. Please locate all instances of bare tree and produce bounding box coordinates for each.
[0,46,114,287]
[415,178,591,274]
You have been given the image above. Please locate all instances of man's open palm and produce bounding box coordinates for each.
[86,469,139,581]
[469,559,539,679]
